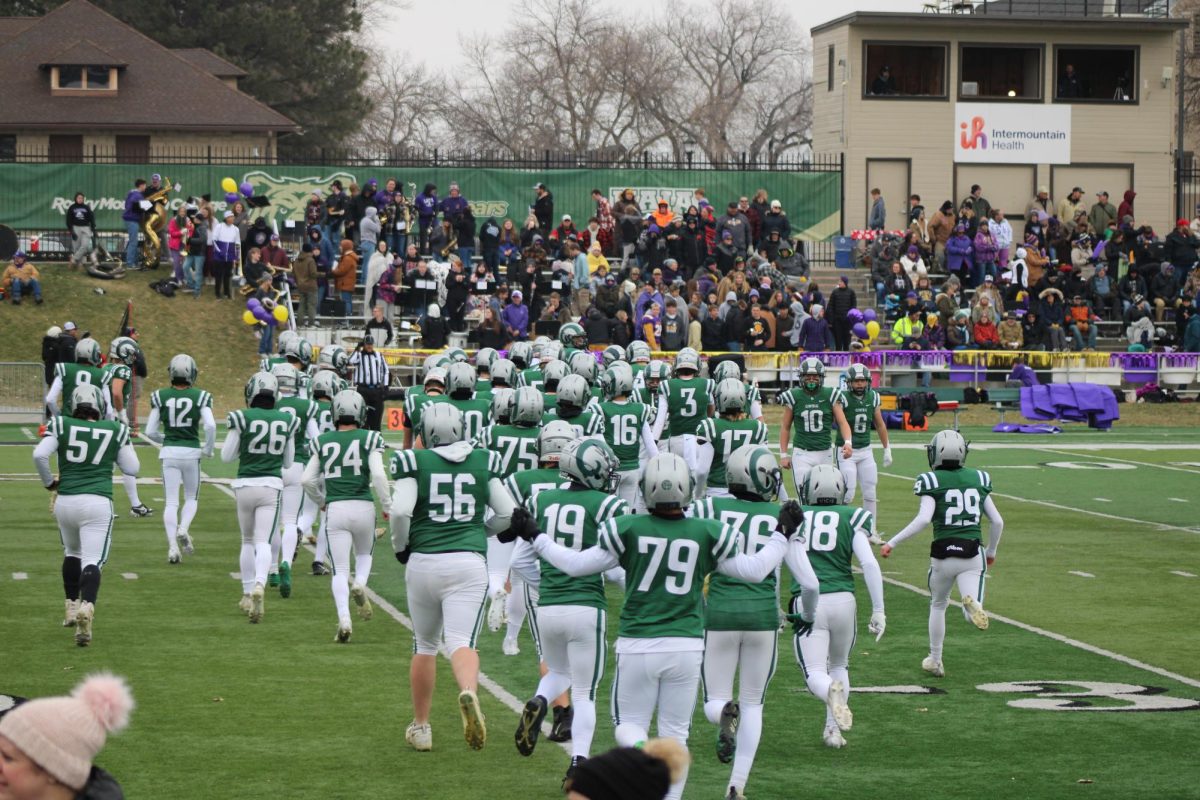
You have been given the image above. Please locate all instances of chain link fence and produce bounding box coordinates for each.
[0,362,45,416]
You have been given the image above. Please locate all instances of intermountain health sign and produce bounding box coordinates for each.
[954,103,1071,164]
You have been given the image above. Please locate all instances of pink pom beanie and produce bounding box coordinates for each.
[0,673,134,790]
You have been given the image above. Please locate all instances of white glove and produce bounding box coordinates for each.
[869,611,887,641]
[882,447,893,468]
[118,408,129,426]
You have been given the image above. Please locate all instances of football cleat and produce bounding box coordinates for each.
[168,548,181,565]
[176,528,194,555]
[726,787,747,800]
[515,695,548,756]
[828,681,853,731]
[563,756,586,792]
[74,601,94,647]
[267,572,280,588]
[311,561,330,576]
[249,583,265,623]
[458,690,487,750]
[406,721,432,752]
[351,584,373,620]
[486,590,507,632]
[278,562,292,599]
[62,599,78,628]
[547,705,573,743]
[922,656,945,677]
[335,620,352,644]
[716,701,739,764]
[502,638,520,656]
[963,596,989,630]
[304,533,317,546]
[129,504,153,518]
[238,594,253,614]
[823,726,846,749]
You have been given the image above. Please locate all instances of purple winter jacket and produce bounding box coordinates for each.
[973,231,999,264]
[946,233,974,274]
[798,316,829,351]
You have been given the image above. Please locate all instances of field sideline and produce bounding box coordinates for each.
[2,423,1199,800]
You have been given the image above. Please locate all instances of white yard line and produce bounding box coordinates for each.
[19,427,35,441]
[877,573,1200,690]
[121,573,138,580]
[1168,498,1190,503]
[1170,571,1197,578]
[1091,497,1112,503]
[1068,571,1095,578]
[11,572,28,581]
[1034,448,1200,475]
[879,471,1200,535]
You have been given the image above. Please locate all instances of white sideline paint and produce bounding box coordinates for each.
[1068,571,1095,578]
[876,573,1200,690]
[135,432,565,752]
[11,572,28,581]
[1168,498,1189,503]
[1170,571,1197,578]
[121,573,138,580]
[1034,447,1200,474]
[879,471,1200,535]
[1092,498,1112,503]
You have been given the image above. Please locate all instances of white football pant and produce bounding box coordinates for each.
[928,552,987,662]
[535,605,607,758]
[55,495,114,569]
[235,486,280,594]
[703,629,778,793]
[789,448,833,501]
[792,591,856,732]
[161,457,200,551]
[406,552,488,656]
[326,499,376,624]
[616,469,644,513]
[837,446,878,531]
[273,463,304,572]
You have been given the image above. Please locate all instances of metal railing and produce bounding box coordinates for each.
[0,363,46,415]
[972,0,1169,17]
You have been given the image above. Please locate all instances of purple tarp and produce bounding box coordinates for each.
[1019,382,1119,430]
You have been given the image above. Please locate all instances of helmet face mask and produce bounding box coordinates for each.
[559,322,586,350]
[927,430,969,469]
[645,360,670,392]
[847,363,870,396]
[803,464,846,505]
[560,438,620,492]
[508,386,545,426]
[421,402,465,447]
[726,445,781,500]
[331,389,367,427]
[800,357,825,392]
[714,378,747,415]
[167,354,197,385]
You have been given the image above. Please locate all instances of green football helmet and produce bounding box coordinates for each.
[799,357,825,392]
[269,362,300,396]
[311,370,342,401]
[847,363,871,396]
[421,402,464,447]
[475,347,498,374]
[538,420,576,463]
[559,437,620,492]
[331,389,367,427]
[509,341,533,370]
[726,445,782,501]
[601,344,626,368]
[167,354,198,385]
[714,378,747,415]
[803,464,846,506]
[640,453,694,512]
[108,336,139,366]
[70,384,105,420]
[927,429,969,470]
[568,351,598,384]
[556,374,590,409]
[600,362,634,399]
[507,386,545,426]
[244,371,279,406]
[490,358,516,388]
[75,338,102,367]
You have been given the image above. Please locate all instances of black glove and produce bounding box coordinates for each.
[395,548,411,565]
[777,500,804,538]
[786,613,813,637]
[508,507,542,542]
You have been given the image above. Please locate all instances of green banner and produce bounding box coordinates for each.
[0,163,840,240]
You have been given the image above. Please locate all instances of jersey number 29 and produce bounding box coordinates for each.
[943,488,981,527]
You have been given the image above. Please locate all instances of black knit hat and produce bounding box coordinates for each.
[567,747,671,800]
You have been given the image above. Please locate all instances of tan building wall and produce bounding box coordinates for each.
[813,14,1185,233]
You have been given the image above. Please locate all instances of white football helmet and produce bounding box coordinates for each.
[927,429,969,469]
[846,363,871,395]
[319,345,351,374]
[674,347,701,375]
[311,370,342,400]
[446,362,477,396]
[799,357,825,391]
[542,341,565,364]
[726,445,782,501]
[541,360,569,391]
[712,360,742,382]
[509,341,533,369]
[714,378,747,415]
[490,387,515,424]
[539,420,576,462]
[277,330,300,354]
[331,389,367,427]
[424,366,448,389]
[167,354,197,385]
[445,347,468,363]
[507,386,545,426]
[422,352,449,376]
[600,362,634,399]
[475,347,498,374]
[244,371,278,406]
[601,344,626,368]
[627,341,651,364]
[281,336,313,369]
[640,453,694,512]
[108,336,139,366]
[568,351,598,384]
[645,360,671,391]
[556,374,590,409]
[270,362,300,396]
[490,358,517,388]
[803,464,846,506]
[75,338,102,367]
[70,384,105,419]
[421,402,464,447]
[559,321,587,349]
[559,438,620,492]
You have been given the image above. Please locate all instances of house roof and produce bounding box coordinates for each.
[0,17,34,44]
[172,47,247,79]
[811,10,1187,35]
[38,37,126,68]
[0,0,296,133]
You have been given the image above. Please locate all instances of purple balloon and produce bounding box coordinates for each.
[225,192,239,205]
[853,322,869,339]
[862,307,877,322]
[847,307,864,323]
[246,298,262,311]
[239,181,254,198]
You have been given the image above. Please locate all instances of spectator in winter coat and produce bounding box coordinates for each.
[929,201,956,270]
[1164,218,1200,274]
[909,207,933,262]
[211,210,240,299]
[1117,190,1136,225]
[900,246,926,285]
[743,304,772,351]
[358,205,382,279]
[1038,288,1068,350]
[871,251,894,306]
[640,303,661,349]
[1183,309,1200,352]
[3,251,40,305]
[1086,263,1119,319]
[700,302,727,350]
[946,311,971,349]
[798,304,829,352]
[774,303,798,350]
[935,277,963,329]
[331,239,359,316]
[760,200,792,243]
[715,203,752,252]
[1150,263,1182,322]
[1057,188,1086,226]
[1066,294,1099,350]
[440,182,470,223]
[987,209,1013,270]
[502,289,530,340]
[973,226,999,286]
[420,303,448,348]
[997,311,1024,349]
[414,183,439,254]
[243,216,272,266]
[1088,191,1118,235]
[777,244,808,280]
[891,307,926,349]
[1019,310,1045,350]
[945,225,974,285]
[292,244,319,327]
[659,300,688,351]
[479,216,501,272]
[305,192,324,230]
[826,275,857,351]
[867,189,886,231]
[583,306,613,345]
[533,183,554,232]
[971,313,1000,349]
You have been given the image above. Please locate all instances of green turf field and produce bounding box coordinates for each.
[2,423,1199,800]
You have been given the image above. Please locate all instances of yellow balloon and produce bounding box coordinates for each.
[242,310,257,326]
[273,305,289,323]
[221,177,238,194]
[866,320,881,341]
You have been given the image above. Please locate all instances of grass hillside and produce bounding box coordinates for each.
[0,262,259,414]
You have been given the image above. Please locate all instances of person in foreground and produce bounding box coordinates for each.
[563,737,690,800]
[881,430,1004,677]
[0,673,133,800]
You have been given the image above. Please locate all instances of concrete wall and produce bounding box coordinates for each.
[814,17,1180,232]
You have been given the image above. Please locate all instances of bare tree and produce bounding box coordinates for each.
[348,58,439,152]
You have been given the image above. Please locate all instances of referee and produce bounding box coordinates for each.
[349,338,389,431]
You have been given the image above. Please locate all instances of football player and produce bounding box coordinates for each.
[511,452,791,800]
[305,371,343,571]
[33,384,140,646]
[221,372,299,624]
[651,348,714,485]
[778,357,852,501]
[444,362,492,444]
[626,340,651,390]
[710,360,764,422]
[263,329,298,372]
[510,438,628,788]
[490,357,517,393]
[692,445,820,799]
[280,336,315,399]
[509,341,539,390]
[835,363,892,543]
[792,465,886,749]
[597,362,657,511]
[539,360,568,411]
[104,337,152,518]
[144,354,216,563]
[388,403,517,752]
[600,344,625,369]
[882,430,1003,677]
[543,374,604,439]
[403,367,448,449]
[632,359,668,407]
[301,390,391,643]
[45,338,110,419]
[567,350,602,405]
[477,386,545,633]
[269,363,320,595]
[695,379,769,499]
[474,347,498,396]
[559,321,589,361]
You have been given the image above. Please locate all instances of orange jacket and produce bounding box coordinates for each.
[331,239,359,292]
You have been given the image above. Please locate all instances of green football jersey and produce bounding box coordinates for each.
[631,386,658,407]
[150,387,213,448]
[534,488,628,610]
[780,386,843,451]
[914,469,993,543]
[45,415,129,498]
[475,378,492,395]
[503,468,567,507]
[598,514,739,640]
[691,496,780,631]
[662,377,714,437]
[227,408,299,480]
[389,447,502,554]
[519,367,543,391]
[477,424,542,479]
[260,355,288,372]
[315,428,386,503]
[794,504,872,596]
[836,388,880,449]
[445,396,492,444]
[598,401,655,470]
[54,363,109,415]
[102,363,132,406]
[630,363,647,388]
[540,391,557,412]
[541,408,604,439]
[694,417,769,488]
[404,391,447,433]
[314,398,334,434]
[275,396,318,462]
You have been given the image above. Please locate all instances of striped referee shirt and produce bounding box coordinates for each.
[349,349,389,387]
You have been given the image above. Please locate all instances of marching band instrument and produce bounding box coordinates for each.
[140,177,173,269]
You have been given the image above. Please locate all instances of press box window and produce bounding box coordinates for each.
[863,43,947,98]
[960,45,1041,100]
[1054,47,1137,103]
